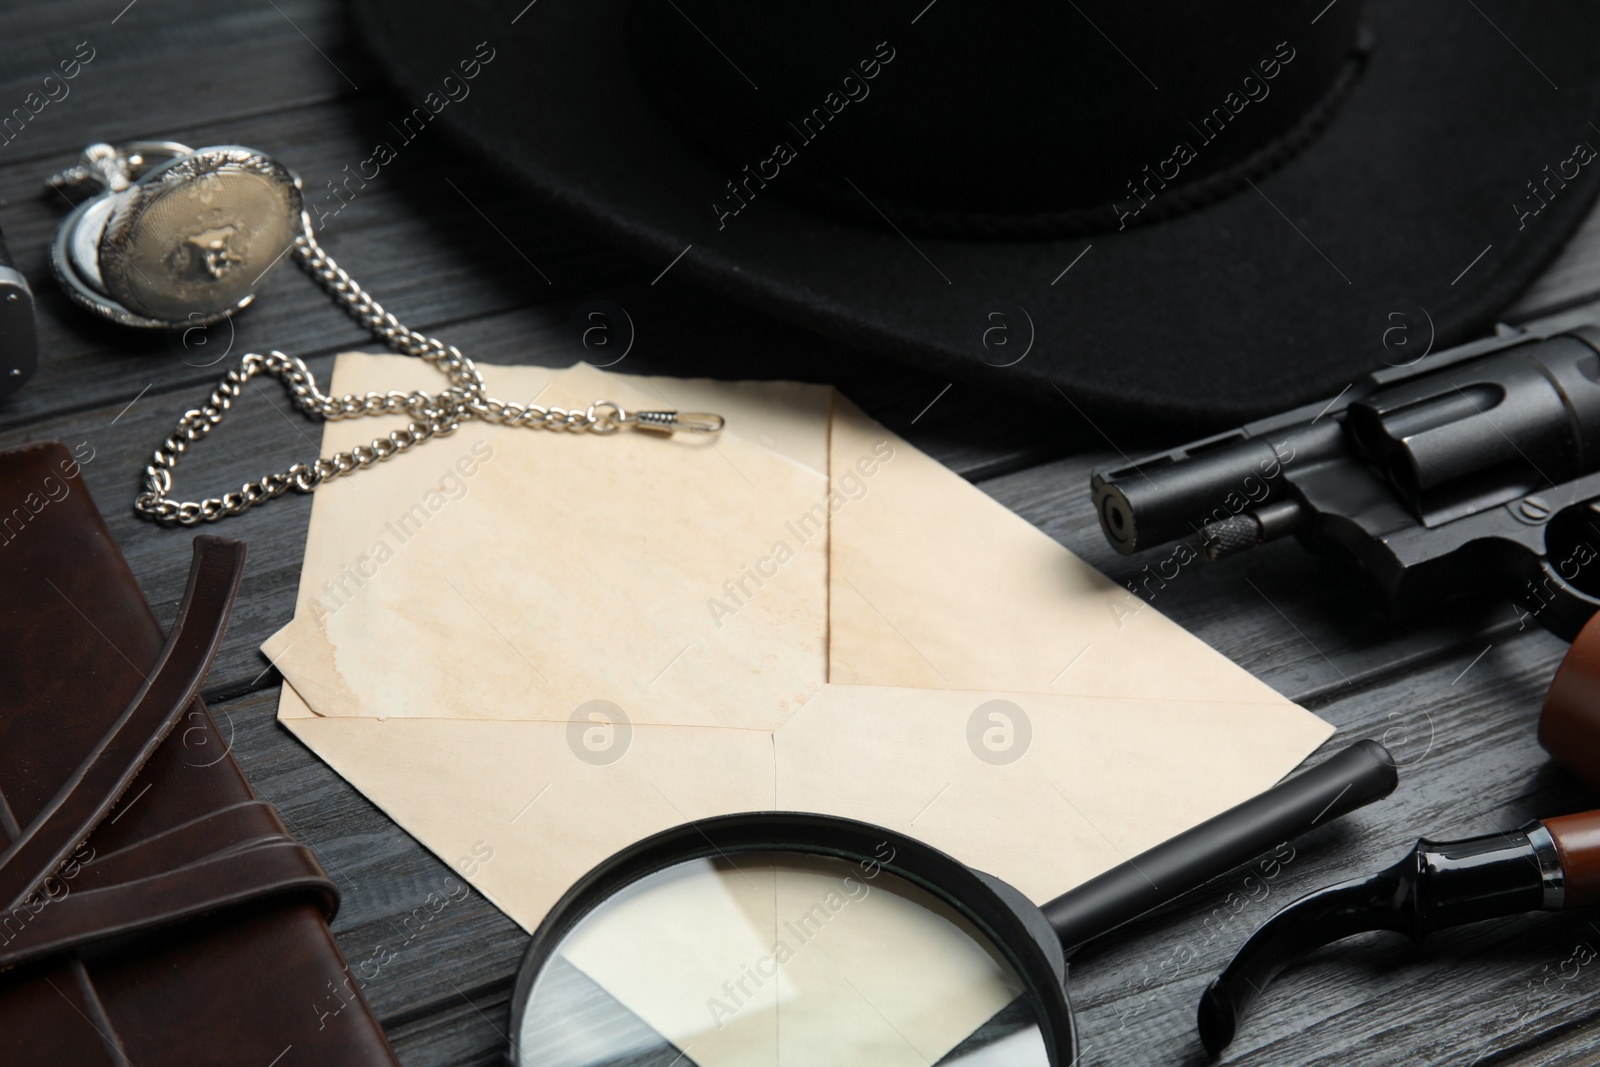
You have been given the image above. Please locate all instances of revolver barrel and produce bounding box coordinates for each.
[1093,435,1287,555]
[1093,415,1348,557]
[1088,320,1600,638]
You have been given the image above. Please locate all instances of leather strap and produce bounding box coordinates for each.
[72,800,307,889]
[0,537,246,914]
[0,834,335,972]
[0,535,342,974]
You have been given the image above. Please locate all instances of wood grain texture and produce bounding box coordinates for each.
[1068,628,1596,1067]
[5,2,1600,1065]
[217,688,527,1049]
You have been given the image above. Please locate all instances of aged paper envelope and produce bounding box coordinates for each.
[278,676,1328,1066]
[278,677,1332,917]
[827,395,1287,704]
[264,357,831,730]
[271,354,1333,1066]
[276,682,777,924]
[772,685,1331,903]
[270,356,1331,910]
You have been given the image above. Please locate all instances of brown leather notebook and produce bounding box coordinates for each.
[0,440,398,1066]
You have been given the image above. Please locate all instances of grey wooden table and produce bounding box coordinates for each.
[7,3,1600,1064]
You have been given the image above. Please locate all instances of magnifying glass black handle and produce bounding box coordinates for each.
[1042,739,1398,951]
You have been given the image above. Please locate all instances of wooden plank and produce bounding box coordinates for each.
[1501,1021,1600,1067]
[982,452,1528,706]
[0,0,356,168]
[1509,194,1600,319]
[382,991,512,1067]
[219,686,528,1048]
[1065,626,1597,1066]
[0,360,330,684]
[213,615,1599,1066]
[0,93,1081,478]
[0,357,1540,727]
[0,100,604,429]
[7,0,1600,1060]
[6,377,1497,705]
[0,344,1081,692]
[382,989,511,1067]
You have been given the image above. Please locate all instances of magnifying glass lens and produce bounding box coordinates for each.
[516,851,1050,1066]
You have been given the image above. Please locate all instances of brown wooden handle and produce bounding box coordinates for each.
[1541,611,1600,791]
[1544,810,1600,908]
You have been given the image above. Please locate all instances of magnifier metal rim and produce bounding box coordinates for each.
[506,810,1079,1067]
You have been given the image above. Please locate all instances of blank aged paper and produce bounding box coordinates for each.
[826,394,1287,705]
[272,354,1332,1067]
[265,358,832,730]
[773,685,1331,903]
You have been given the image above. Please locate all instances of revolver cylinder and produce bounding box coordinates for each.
[1346,329,1600,523]
[1089,319,1600,638]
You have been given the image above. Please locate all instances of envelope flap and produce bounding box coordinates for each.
[264,356,833,730]
[826,396,1289,706]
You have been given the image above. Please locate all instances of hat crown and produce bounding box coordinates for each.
[629,0,1366,235]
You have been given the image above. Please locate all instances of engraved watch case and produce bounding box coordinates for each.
[51,144,303,329]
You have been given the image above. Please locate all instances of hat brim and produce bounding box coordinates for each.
[351,0,1600,426]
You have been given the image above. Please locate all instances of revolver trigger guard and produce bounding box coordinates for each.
[1520,557,1600,641]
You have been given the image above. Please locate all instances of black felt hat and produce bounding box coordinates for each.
[349,0,1600,425]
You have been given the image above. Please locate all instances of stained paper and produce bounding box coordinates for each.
[269,354,1333,1067]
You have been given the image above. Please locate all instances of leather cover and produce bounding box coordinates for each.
[0,441,398,1065]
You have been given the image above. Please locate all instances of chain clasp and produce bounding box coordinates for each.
[630,410,726,435]
[588,401,725,436]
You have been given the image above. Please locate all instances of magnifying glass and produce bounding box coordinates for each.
[508,740,1396,1066]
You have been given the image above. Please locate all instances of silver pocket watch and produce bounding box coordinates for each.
[50,142,303,329]
[47,141,723,525]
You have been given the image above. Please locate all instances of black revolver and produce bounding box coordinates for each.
[1091,314,1600,639]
